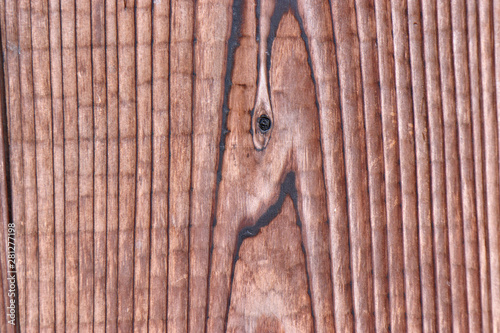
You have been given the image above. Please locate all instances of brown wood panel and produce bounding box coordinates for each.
[1,0,500,332]
[407,0,436,330]
[2,0,24,331]
[91,0,107,331]
[149,0,169,331]
[105,0,119,330]
[373,0,407,331]
[468,0,493,330]
[47,0,65,330]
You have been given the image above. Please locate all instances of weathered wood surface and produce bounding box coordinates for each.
[0,0,499,332]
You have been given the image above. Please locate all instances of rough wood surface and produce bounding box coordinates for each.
[0,0,500,332]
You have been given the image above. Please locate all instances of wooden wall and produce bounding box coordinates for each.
[0,0,499,332]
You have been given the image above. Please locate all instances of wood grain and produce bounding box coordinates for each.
[150,0,169,331]
[105,0,119,330]
[407,0,436,330]
[1,0,499,332]
[227,197,313,333]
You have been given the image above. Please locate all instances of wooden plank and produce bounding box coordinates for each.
[407,0,436,330]
[19,0,39,330]
[47,0,65,330]
[467,0,492,330]
[3,0,25,330]
[391,0,423,330]
[373,0,407,330]
[451,0,482,330]
[132,0,153,331]
[422,1,453,331]
[167,0,192,330]
[0,35,14,332]
[330,0,375,330]
[297,0,354,330]
[191,0,231,330]
[149,0,169,331]
[31,0,56,327]
[61,0,79,330]
[117,0,137,331]
[105,0,119,330]
[1,1,500,331]
[492,0,500,331]
[479,0,500,330]
[353,0,390,331]
[436,1,469,330]
[91,0,107,331]
[76,0,94,329]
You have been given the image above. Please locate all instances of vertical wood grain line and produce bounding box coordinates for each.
[149,0,169,331]
[19,0,39,329]
[31,0,56,327]
[373,0,407,330]
[76,0,95,329]
[190,0,231,330]
[354,0,390,331]
[105,0,119,330]
[0,12,7,333]
[117,0,137,330]
[297,0,354,330]
[467,0,493,330]
[451,0,483,330]
[91,0,107,331]
[330,0,375,330]
[61,0,79,329]
[436,1,469,331]
[0,57,14,332]
[492,0,500,330]
[391,1,424,330]
[4,0,25,330]
[48,0,65,330]
[31,2,56,330]
[407,0,437,330]
[167,0,193,330]
[478,0,500,329]
[421,0,453,331]
[133,0,153,330]
[0,34,14,331]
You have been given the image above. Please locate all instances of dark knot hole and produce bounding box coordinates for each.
[257,115,272,133]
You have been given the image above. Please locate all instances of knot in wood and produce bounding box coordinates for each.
[258,115,272,133]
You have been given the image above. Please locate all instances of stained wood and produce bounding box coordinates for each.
[296,0,354,330]
[91,0,107,331]
[451,0,482,330]
[133,1,153,331]
[468,0,493,330]
[104,0,119,330]
[168,0,192,331]
[149,0,169,331]
[117,0,137,331]
[19,0,39,330]
[422,1,453,331]
[3,0,25,331]
[479,0,500,330]
[330,0,375,330]
[354,1,389,331]
[373,0,407,330]
[1,0,499,332]
[48,0,65,330]
[227,197,313,332]
[407,0,436,330]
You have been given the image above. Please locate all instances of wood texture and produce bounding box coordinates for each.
[1,0,500,332]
